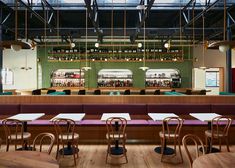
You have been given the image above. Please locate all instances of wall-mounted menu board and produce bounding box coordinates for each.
[51,69,85,87]
[97,69,133,87]
[145,69,181,88]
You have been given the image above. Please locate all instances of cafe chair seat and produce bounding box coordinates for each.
[8,132,31,140]
[205,130,225,138]
[59,133,79,140]
[159,131,180,138]
[106,133,126,140]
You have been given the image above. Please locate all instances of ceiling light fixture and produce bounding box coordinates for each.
[82,7,91,71]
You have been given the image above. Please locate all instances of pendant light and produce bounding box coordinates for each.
[199,14,207,70]
[139,5,149,71]
[82,7,91,71]
[208,0,235,51]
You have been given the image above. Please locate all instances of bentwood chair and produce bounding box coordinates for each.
[205,116,232,152]
[32,132,55,155]
[2,119,31,151]
[159,117,184,163]
[182,134,205,168]
[53,118,79,166]
[106,117,128,164]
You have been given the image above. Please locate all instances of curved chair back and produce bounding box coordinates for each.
[123,89,130,95]
[182,134,205,168]
[33,133,55,154]
[211,116,232,137]
[106,117,127,140]
[53,118,76,143]
[78,89,86,95]
[63,89,71,95]
[162,117,184,139]
[2,119,24,141]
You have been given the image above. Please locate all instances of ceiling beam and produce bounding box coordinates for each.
[130,0,155,43]
[84,0,103,42]
[17,0,55,31]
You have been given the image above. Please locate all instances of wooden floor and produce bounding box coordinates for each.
[0,144,234,168]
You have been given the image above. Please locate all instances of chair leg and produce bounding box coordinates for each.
[161,137,165,162]
[106,140,110,164]
[123,141,128,164]
[209,138,213,153]
[56,143,59,159]
[178,139,183,163]
[73,146,77,166]
[219,138,221,151]
[6,140,9,152]
[225,137,230,152]
[173,138,177,157]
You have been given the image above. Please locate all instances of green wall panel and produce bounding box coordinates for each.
[38,47,192,88]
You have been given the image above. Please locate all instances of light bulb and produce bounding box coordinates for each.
[70,42,76,48]
[11,44,22,51]
[137,43,142,48]
[164,42,170,49]
[95,42,99,48]
[219,45,230,53]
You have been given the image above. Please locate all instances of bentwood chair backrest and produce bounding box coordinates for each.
[106,117,127,140]
[211,116,232,137]
[2,119,24,141]
[53,118,76,142]
[162,117,184,139]
[32,132,55,154]
[182,134,205,168]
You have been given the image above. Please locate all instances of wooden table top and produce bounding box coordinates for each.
[193,152,235,168]
[0,151,59,168]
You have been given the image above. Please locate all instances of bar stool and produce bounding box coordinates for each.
[139,89,145,95]
[94,89,101,95]
[154,89,160,95]
[78,89,86,95]
[123,89,130,95]
[63,89,71,95]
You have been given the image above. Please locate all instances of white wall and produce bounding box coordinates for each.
[193,45,235,91]
[3,49,37,90]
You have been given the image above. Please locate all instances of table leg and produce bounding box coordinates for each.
[59,142,79,155]
[154,121,174,155]
[17,122,32,151]
[110,121,124,155]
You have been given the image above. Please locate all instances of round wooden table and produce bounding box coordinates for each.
[0,151,59,168]
[193,152,235,168]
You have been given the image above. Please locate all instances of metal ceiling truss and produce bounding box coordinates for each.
[130,0,155,43]
[17,0,55,31]
[165,0,222,43]
[0,1,13,25]
[84,0,103,42]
